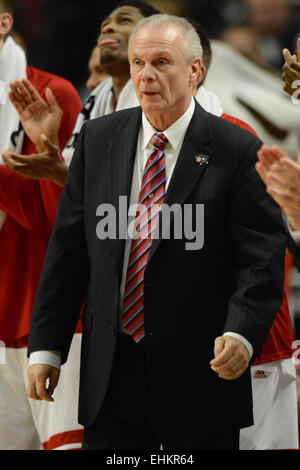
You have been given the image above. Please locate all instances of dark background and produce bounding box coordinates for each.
[11,0,300,94]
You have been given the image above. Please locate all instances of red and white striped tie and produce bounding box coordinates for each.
[122,133,168,343]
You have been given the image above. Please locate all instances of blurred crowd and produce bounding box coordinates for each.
[9,0,300,90]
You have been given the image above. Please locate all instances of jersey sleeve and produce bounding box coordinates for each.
[0,165,46,229]
[0,72,82,229]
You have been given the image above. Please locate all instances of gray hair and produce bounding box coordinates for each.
[128,14,203,64]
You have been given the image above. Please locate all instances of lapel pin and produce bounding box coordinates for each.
[194,154,210,166]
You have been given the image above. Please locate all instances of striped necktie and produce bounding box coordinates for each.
[122,133,168,343]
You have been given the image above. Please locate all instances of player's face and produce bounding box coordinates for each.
[86,47,109,90]
[98,6,144,69]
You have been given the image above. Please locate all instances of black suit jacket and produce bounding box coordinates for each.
[28,101,287,437]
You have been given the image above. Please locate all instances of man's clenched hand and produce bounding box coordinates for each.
[27,364,60,402]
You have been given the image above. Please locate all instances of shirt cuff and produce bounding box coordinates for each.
[223,332,253,359]
[29,351,62,369]
[284,214,300,244]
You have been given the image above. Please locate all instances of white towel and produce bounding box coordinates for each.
[62,78,139,166]
[195,86,223,117]
[0,36,27,230]
[62,76,222,167]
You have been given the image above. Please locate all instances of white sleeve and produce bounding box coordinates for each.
[285,215,300,244]
[29,351,62,369]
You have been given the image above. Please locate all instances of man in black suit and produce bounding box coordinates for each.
[27,14,287,450]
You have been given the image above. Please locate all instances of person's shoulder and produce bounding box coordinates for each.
[26,66,79,96]
[205,107,262,149]
[221,113,259,138]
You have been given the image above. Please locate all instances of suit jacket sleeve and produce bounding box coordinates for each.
[28,123,89,364]
[223,138,287,360]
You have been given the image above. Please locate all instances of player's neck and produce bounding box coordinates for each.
[113,74,130,101]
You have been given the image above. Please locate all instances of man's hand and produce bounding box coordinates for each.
[210,336,250,380]
[2,134,68,187]
[9,78,63,152]
[282,37,300,97]
[256,144,300,231]
[27,364,60,402]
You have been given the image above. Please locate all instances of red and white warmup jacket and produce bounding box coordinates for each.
[222,113,295,366]
[0,67,83,450]
[0,67,82,346]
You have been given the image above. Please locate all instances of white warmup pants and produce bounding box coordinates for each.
[240,358,299,450]
[0,333,83,450]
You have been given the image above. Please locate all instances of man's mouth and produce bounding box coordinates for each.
[98,38,119,48]
[142,91,159,96]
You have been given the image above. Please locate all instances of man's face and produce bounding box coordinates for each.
[86,46,109,90]
[98,6,144,70]
[129,23,201,120]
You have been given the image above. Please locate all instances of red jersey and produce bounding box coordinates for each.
[222,113,295,365]
[0,67,82,344]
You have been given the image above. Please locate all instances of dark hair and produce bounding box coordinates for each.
[187,19,212,86]
[114,0,160,18]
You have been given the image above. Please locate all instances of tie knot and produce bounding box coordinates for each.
[153,133,168,152]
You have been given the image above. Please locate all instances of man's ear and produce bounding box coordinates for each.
[0,13,13,38]
[190,57,206,89]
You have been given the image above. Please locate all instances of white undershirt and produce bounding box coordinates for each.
[29,98,253,369]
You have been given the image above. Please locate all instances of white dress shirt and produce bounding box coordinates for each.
[29,98,253,369]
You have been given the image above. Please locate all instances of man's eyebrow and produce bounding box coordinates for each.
[102,11,135,23]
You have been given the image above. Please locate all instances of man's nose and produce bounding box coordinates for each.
[141,64,156,81]
[101,21,117,35]
[86,74,97,91]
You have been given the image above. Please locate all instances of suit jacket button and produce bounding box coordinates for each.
[110,326,117,336]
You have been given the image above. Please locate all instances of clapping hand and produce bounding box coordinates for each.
[2,134,68,187]
[256,145,300,231]
[282,37,300,98]
[9,79,63,152]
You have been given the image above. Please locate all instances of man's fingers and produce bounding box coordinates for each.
[47,368,60,397]
[257,144,281,168]
[45,88,63,115]
[9,82,27,108]
[21,78,44,103]
[211,336,250,370]
[211,337,234,367]
[35,375,54,402]
[269,161,300,188]
[27,365,60,402]
[213,336,225,359]
[213,363,247,380]
[14,80,34,106]
[27,380,41,401]
[8,91,25,114]
[283,48,300,69]
[296,37,300,62]
[283,48,295,66]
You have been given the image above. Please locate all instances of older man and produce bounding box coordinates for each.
[26,14,286,450]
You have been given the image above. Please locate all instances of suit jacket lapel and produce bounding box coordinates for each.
[148,101,214,263]
[108,107,142,277]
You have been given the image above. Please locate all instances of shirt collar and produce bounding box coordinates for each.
[141,98,195,151]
